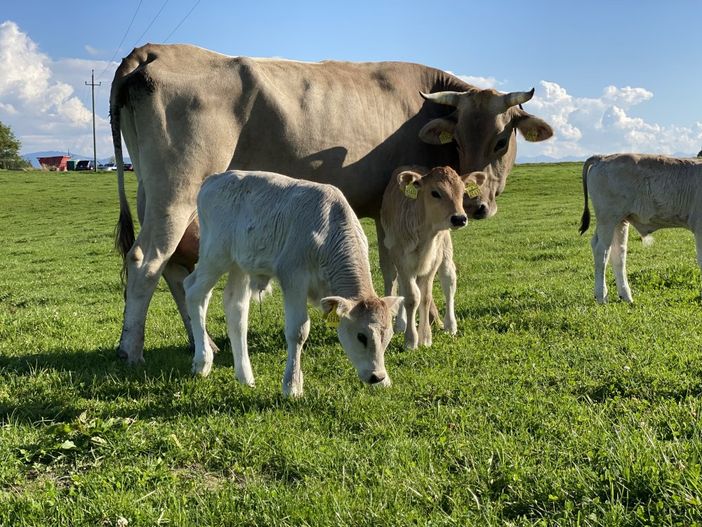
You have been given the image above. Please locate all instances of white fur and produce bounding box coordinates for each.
[184,170,402,397]
[582,154,702,303]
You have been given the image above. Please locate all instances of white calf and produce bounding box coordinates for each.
[580,153,702,303]
[184,170,403,397]
[380,165,485,348]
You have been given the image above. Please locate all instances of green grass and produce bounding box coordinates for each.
[1,164,702,526]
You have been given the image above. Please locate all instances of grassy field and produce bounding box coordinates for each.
[1,164,702,526]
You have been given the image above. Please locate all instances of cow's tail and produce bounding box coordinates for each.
[579,155,602,235]
[110,55,137,287]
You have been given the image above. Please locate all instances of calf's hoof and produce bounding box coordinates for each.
[192,360,213,377]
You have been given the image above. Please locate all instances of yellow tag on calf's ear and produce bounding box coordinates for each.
[465,181,481,199]
[439,131,453,144]
[404,184,418,200]
[323,309,339,328]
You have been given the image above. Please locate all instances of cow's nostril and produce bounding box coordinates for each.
[368,374,385,384]
[474,204,488,219]
[451,215,467,227]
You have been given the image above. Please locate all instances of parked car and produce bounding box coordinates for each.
[123,163,134,171]
[75,160,95,171]
[101,163,118,171]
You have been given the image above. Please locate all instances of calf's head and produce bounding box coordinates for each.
[419,87,553,218]
[400,166,486,231]
[321,295,403,387]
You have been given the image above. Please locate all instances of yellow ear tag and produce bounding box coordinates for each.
[465,181,481,199]
[524,129,539,141]
[439,131,453,144]
[323,309,339,328]
[404,184,418,199]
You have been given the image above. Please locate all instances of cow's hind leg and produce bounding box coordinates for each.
[591,222,615,304]
[119,216,190,364]
[223,267,255,387]
[610,221,633,303]
[163,261,220,354]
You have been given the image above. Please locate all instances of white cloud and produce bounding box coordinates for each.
[517,80,702,160]
[456,75,500,89]
[0,21,117,158]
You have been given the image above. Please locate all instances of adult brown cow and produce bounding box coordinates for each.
[110,43,553,363]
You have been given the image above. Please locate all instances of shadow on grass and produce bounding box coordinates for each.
[0,326,336,424]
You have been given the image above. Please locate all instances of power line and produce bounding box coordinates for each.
[164,0,202,43]
[97,0,144,82]
[132,0,171,48]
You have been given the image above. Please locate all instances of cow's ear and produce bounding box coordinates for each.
[419,118,456,145]
[462,171,487,187]
[513,110,554,142]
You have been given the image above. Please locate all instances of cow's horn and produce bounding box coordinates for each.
[503,88,535,109]
[420,91,465,107]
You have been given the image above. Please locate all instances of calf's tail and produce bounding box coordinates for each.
[579,155,602,235]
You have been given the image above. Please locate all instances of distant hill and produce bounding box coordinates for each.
[22,151,130,168]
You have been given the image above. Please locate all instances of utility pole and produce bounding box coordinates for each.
[85,69,101,172]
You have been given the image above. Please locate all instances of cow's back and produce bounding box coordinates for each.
[112,44,467,218]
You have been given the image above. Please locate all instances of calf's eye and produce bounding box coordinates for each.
[431,190,441,199]
[494,138,508,152]
[357,333,368,347]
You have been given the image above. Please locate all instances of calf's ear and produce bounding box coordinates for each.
[419,118,456,145]
[513,110,554,142]
[399,170,423,189]
[381,296,404,317]
[321,296,353,318]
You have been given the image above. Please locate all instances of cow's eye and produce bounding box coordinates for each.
[357,333,368,347]
[431,190,441,199]
[494,138,508,152]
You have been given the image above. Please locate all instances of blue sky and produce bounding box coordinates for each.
[1,0,701,161]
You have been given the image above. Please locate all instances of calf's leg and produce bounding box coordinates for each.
[279,281,310,397]
[610,221,633,303]
[376,222,406,332]
[591,223,615,304]
[163,261,220,353]
[223,268,255,387]
[184,259,228,377]
[437,235,457,334]
[398,275,420,349]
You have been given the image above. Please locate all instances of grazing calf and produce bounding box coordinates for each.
[184,170,402,397]
[381,166,485,348]
[580,153,702,303]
